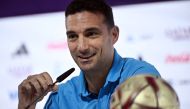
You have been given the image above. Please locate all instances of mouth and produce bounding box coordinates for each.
[77,53,96,62]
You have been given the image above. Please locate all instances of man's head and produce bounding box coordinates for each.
[65,0,119,73]
[65,0,115,29]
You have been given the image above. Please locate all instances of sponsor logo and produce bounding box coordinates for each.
[165,53,190,63]
[165,78,190,86]
[8,65,33,77]
[126,35,153,42]
[12,43,29,57]
[9,90,18,101]
[179,79,190,85]
[9,43,33,77]
[47,41,68,50]
[126,35,134,42]
[165,26,190,40]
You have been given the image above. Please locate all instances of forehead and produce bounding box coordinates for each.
[65,11,106,30]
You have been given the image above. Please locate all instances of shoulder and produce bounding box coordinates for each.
[123,58,155,68]
[120,58,160,82]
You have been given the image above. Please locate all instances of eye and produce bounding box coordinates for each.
[86,31,97,37]
[84,28,102,38]
[67,33,78,41]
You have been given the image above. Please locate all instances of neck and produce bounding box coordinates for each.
[84,51,114,94]
[85,69,108,94]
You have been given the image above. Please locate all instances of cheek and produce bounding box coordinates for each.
[101,38,113,54]
[68,42,77,52]
[91,38,105,48]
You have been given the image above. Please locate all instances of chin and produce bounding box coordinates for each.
[80,66,92,72]
[79,64,95,72]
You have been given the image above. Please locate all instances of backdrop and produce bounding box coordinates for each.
[0,1,189,109]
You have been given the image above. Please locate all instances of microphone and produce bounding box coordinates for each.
[25,68,75,109]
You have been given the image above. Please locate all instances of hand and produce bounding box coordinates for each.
[18,72,58,109]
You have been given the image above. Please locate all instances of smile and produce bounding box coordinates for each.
[78,53,96,61]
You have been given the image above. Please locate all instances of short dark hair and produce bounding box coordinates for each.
[65,0,115,28]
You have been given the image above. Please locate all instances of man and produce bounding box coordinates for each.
[18,0,160,109]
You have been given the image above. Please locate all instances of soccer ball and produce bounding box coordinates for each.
[110,75,180,109]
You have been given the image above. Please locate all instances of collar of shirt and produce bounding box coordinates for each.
[78,49,125,98]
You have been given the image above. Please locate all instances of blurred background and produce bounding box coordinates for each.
[0,0,189,109]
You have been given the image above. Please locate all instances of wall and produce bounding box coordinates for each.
[0,1,189,109]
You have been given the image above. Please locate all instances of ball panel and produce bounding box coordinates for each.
[110,75,180,109]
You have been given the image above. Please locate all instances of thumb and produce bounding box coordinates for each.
[52,85,58,92]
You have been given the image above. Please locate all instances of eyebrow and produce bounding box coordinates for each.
[66,31,75,36]
[85,27,101,33]
[66,27,101,35]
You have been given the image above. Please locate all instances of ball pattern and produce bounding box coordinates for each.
[110,75,180,109]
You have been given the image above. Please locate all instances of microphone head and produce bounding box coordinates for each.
[56,68,75,83]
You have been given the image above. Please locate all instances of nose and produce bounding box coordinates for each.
[77,36,89,54]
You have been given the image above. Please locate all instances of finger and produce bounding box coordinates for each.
[19,79,33,96]
[27,74,37,80]
[24,74,39,95]
[28,78,43,97]
[36,75,49,91]
[41,72,53,86]
[41,72,58,92]
[52,85,58,92]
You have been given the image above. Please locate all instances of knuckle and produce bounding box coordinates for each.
[18,79,27,88]
[27,75,34,79]
[42,71,48,74]
[42,72,49,76]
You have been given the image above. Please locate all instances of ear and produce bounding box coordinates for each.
[111,26,119,44]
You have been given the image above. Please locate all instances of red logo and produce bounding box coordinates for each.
[165,53,190,63]
[47,41,68,50]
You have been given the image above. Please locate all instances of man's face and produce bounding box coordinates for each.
[66,11,118,73]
